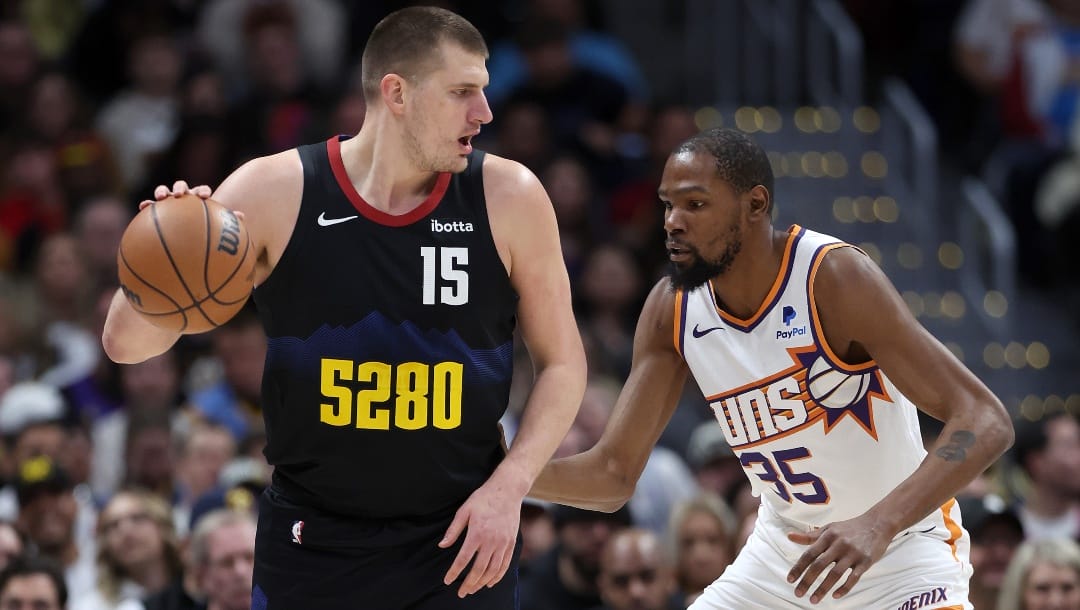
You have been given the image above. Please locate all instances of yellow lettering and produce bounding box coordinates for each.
[356,361,392,429]
[319,359,464,430]
[432,362,463,429]
[320,359,353,426]
[395,362,429,430]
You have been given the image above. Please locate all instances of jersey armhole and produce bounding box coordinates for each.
[807,243,877,372]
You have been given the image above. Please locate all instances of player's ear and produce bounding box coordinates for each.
[380,74,407,115]
[747,185,771,219]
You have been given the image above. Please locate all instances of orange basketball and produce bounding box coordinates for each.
[117,194,256,334]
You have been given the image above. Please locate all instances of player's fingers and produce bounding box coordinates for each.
[233,211,246,222]
[439,511,468,549]
[191,184,212,198]
[787,543,821,584]
[793,551,836,598]
[807,561,851,604]
[830,563,868,599]
[443,538,477,586]
[458,548,493,597]
[138,200,154,210]
[487,544,513,587]
[171,180,190,195]
[153,185,170,200]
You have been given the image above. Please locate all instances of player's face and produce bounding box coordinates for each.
[658,150,744,290]
[404,42,492,173]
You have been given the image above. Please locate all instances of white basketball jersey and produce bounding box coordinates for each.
[676,226,930,529]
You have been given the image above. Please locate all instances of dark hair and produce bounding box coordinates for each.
[1012,411,1077,476]
[674,128,774,210]
[0,556,68,607]
[360,6,488,102]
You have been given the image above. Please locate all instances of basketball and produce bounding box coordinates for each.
[807,356,872,409]
[117,194,255,334]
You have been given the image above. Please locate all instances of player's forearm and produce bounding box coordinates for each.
[868,402,1013,536]
[492,361,586,498]
[101,289,182,364]
[529,448,636,512]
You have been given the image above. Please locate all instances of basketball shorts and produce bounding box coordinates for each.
[252,486,521,610]
[690,501,973,609]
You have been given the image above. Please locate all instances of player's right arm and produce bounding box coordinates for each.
[102,152,302,364]
[528,278,691,511]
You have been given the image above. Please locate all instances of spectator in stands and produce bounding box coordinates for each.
[0,520,26,571]
[519,499,557,579]
[684,421,745,508]
[959,494,1026,610]
[74,489,182,610]
[486,0,649,107]
[123,410,177,511]
[1011,410,1080,541]
[73,196,130,295]
[0,21,41,131]
[521,504,632,610]
[96,33,183,192]
[667,494,737,607]
[595,527,680,610]
[499,18,630,163]
[0,556,68,610]
[90,351,184,500]
[173,424,236,537]
[997,537,1080,609]
[14,455,95,599]
[189,509,256,610]
[185,305,264,443]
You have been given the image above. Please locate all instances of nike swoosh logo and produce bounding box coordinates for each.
[317,212,359,226]
[692,323,724,338]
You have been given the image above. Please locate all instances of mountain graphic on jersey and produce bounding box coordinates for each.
[705,345,891,450]
[265,310,513,384]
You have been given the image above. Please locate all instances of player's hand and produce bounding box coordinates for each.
[786,514,892,604]
[138,181,212,210]
[439,478,522,597]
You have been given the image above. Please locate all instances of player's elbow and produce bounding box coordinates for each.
[101,328,139,364]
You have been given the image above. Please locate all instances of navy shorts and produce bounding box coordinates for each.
[251,486,521,610]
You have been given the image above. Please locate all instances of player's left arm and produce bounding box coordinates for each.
[786,246,1013,603]
[439,154,587,597]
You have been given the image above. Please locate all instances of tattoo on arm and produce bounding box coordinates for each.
[935,431,976,462]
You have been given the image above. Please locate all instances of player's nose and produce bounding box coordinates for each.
[473,93,493,125]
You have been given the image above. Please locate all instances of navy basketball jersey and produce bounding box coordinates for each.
[252,136,518,519]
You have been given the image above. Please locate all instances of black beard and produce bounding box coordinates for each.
[666,239,741,290]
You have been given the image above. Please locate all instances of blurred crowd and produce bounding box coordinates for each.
[0,1,1075,609]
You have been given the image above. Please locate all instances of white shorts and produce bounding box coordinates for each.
[690,501,973,610]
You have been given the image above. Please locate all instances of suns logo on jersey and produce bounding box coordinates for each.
[706,346,891,450]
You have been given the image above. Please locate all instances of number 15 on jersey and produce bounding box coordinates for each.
[421,246,469,305]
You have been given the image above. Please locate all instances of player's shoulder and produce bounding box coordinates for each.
[639,277,678,337]
[214,149,303,211]
[478,152,545,200]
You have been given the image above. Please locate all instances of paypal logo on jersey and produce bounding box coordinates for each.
[777,305,807,340]
[431,219,474,233]
[782,305,797,326]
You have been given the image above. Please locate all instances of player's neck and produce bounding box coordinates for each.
[710,227,788,319]
[341,122,442,214]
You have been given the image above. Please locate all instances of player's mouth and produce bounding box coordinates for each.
[458,134,475,153]
[667,241,693,262]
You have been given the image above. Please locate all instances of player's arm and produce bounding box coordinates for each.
[816,247,1012,534]
[440,154,589,596]
[482,154,588,497]
[529,278,690,511]
[786,246,1013,602]
[101,152,301,364]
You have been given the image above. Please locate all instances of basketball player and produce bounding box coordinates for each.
[529,128,1014,609]
[102,7,587,609]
